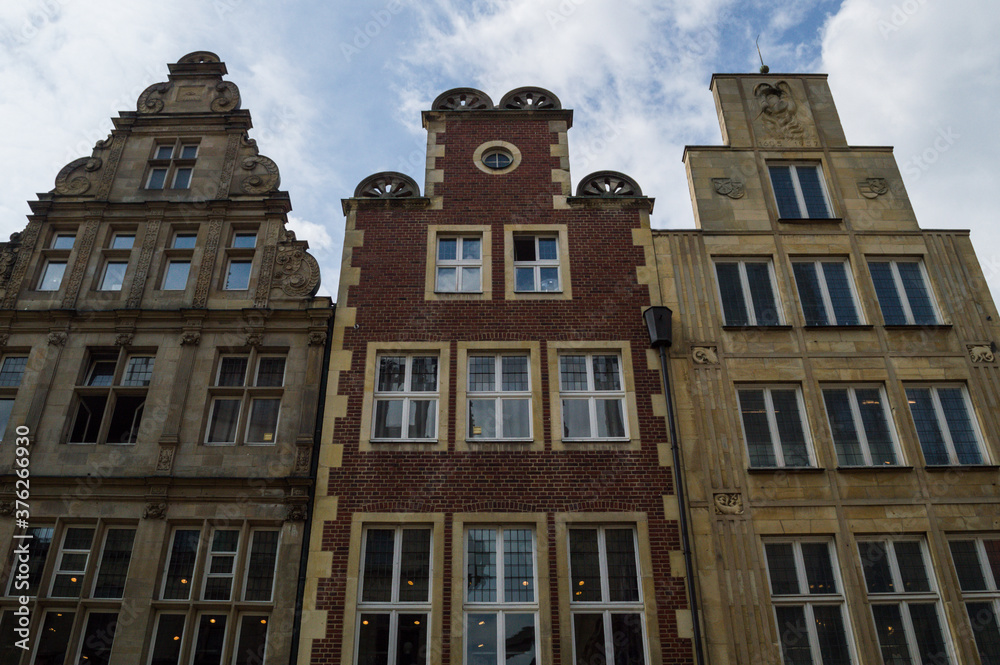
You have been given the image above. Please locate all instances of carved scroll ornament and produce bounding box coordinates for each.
[137,82,172,114]
[54,157,102,196]
[275,244,320,297]
[239,155,280,194]
[211,81,241,112]
[714,493,744,515]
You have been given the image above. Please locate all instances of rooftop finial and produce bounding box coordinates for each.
[756,35,769,74]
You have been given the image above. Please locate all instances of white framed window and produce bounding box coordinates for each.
[465,527,538,665]
[791,260,862,326]
[0,355,27,441]
[947,537,1000,660]
[225,259,253,290]
[356,526,432,665]
[232,231,257,249]
[149,613,187,664]
[202,529,240,601]
[52,233,76,250]
[372,354,439,441]
[206,354,285,445]
[513,235,559,292]
[768,163,833,219]
[737,386,813,468]
[70,352,154,444]
[568,526,647,665]
[559,354,627,441]
[49,526,95,598]
[38,259,67,291]
[192,612,229,661]
[467,355,531,440]
[172,232,197,249]
[714,259,783,326]
[858,538,954,664]
[821,385,900,466]
[92,528,136,599]
[868,259,939,325]
[162,260,190,290]
[146,141,199,190]
[5,525,53,597]
[436,235,482,292]
[99,260,128,291]
[905,385,987,466]
[110,233,135,250]
[764,540,855,664]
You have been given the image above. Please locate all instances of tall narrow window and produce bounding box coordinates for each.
[948,537,1000,661]
[792,260,861,326]
[436,236,482,292]
[467,355,531,440]
[372,355,439,441]
[162,529,201,600]
[357,526,432,665]
[161,230,197,291]
[905,385,986,465]
[822,386,900,466]
[76,611,118,665]
[559,354,627,441]
[858,539,953,664]
[513,236,560,292]
[715,260,782,326]
[33,612,75,664]
[465,527,538,665]
[99,261,128,291]
[0,355,27,440]
[50,526,95,598]
[737,386,812,468]
[568,526,647,665]
[6,525,53,596]
[38,260,67,291]
[764,540,854,664]
[224,229,257,291]
[868,259,938,325]
[92,528,135,599]
[769,164,833,219]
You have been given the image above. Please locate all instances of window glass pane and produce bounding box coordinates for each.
[738,390,775,467]
[407,400,436,439]
[537,238,557,260]
[461,267,481,292]
[396,614,428,665]
[377,357,405,392]
[515,267,535,292]
[801,543,837,594]
[937,388,982,464]
[793,262,827,326]
[0,399,11,441]
[593,356,621,391]
[505,613,537,665]
[7,526,52,596]
[111,234,135,250]
[39,261,67,290]
[504,529,534,603]
[501,357,528,391]
[163,261,190,290]
[569,529,602,602]
[52,234,76,250]
[155,146,174,160]
[469,357,495,392]
[51,527,93,597]
[745,263,779,326]
[770,390,809,467]
[437,238,457,261]
[897,262,936,324]
[234,615,269,665]
[859,542,894,593]
[606,529,639,602]
[871,604,911,663]
[560,356,588,391]
[232,232,257,248]
[399,529,431,602]
[985,540,1000,587]
[855,388,897,465]
[949,541,986,591]
[573,614,606,663]
[164,530,200,599]
[0,356,27,386]
[207,399,240,443]
[436,267,457,292]
[769,165,800,218]
[610,613,645,665]
[374,400,403,439]
[501,399,530,439]
[822,262,859,325]
[410,357,438,391]
[192,614,227,665]
[906,388,949,465]
[812,605,852,665]
[226,260,252,290]
[357,613,390,665]
[869,262,907,325]
[147,168,167,190]
[595,399,625,438]
[774,606,812,665]
[78,612,117,665]
[217,357,248,387]
[469,399,496,439]
[716,263,749,326]
[94,528,135,598]
[562,399,591,439]
[894,542,930,593]
[908,603,948,664]
[764,543,799,595]
[513,237,535,262]
[462,238,481,260]
[88,360,117,386]
[34,612,74,665]
[173,234,197,249]
[255,357,286,387]
[467,528,497,603]
[180,145,198,159]
[796,166,831,218]
[245,531,279,601]
[362,530,394,602]
[539,267,559,291]
[247,398,280,443]
[150,614,185,665]
[70,394,107,442]
[823,390,863,466]
[966,602,1000,663]
[122,356,154,387]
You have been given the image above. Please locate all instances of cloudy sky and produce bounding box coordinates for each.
[1,0,997,304]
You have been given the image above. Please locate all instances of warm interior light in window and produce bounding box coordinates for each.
[181,578,188,584]
[362,620,369,625]
[578,581,584,585]
[173,636,180,641]
[57,613,62,617]
[522,580,529,586]
[70,577,77,582]
[575,591,582,596]
[413,620,420,625]
[407,580,414,585]
[261,619,267,624]
[209,619,216,624]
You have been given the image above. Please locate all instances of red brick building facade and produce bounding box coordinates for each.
[302,88,693,665]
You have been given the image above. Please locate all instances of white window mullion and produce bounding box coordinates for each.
[899,602,920,661]
[789,166,808,217]
[845,390,874,466]
[762,390,785,466]
[813,262,837,323]
[929,389,959,464]
[889,263,916,324]
[738,263,755,325]
[597,528,610,602]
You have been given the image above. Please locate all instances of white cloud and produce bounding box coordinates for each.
[287,215,334,252]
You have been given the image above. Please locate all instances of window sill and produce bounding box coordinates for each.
[924,464,999,472]
[836,465,913,472]
[803,324,874,331]
[466,439,534,444]
[370,439,438,444]
[562,439,632,444]
[722,325,793,332]
[777,217,843,224]
[513,290,564,295]
[747,466,825,474]
[883,324,952,330]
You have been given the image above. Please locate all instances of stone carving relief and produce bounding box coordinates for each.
[714,493,744,515]
[137,82,172,114]
[752,81,818,147]
[0,501,13,517]
[286,504,308,522]
[0,334,8,347]
[239,155,280,194]
[295,446,312,473]
[180,331,201,346]
[498,87,561,110]
[692,346,719,365]
[432,88,494,110]
[2,223,39,309]
[245,331,264,348]
[143,501,168,519]
[712,177,745,199]
[253,246,277,309]
[210,81,241,112]
[969,344,996,363]
[47,331,67,346]
[217,133,242,200]
[275,243,321,298]
[308,330,328,347]
[54,157,102,196]
[193,219,224,308]
[115,332,134,347]
[95,133,126,200]
[858,177,889,199]
[61,219,99,309]
[155,447,174,472]
[354,172,419,198]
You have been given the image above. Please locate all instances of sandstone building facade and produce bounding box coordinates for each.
[0,53,332,664]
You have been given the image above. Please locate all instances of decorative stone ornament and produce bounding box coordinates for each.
[692,346,719,365]
[155,447,174,471]
[712,177,746,199]
[714,493,745,515]
[180,331,201,346]
[752,80,818,147]
[54,157,102,196]
[0,501,13,517]
[115,332,134,347]
[308,330,328,346]
[968,344,995,363]
[295,447,312,473]
[239,155,280,194]
[858,177,889,199]
[275,245,321,297]
[432,88,494,110]
[576,171,643,197]
[137,82,171,114]
[47,331,67,346]
[498,87,561,110]
[354,172,420,198]
[143,502,167,519]
[286,504,308,522]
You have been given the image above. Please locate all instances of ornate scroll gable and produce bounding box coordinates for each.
[137,82,172,114]
[53,157,103,196]
[751,80,819,148]
[273,236,321,298]
[211,81,241,112]
[239,155,280,194]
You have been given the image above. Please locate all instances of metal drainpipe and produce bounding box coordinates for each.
[288,304,335,664]
[646,305,705,665]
